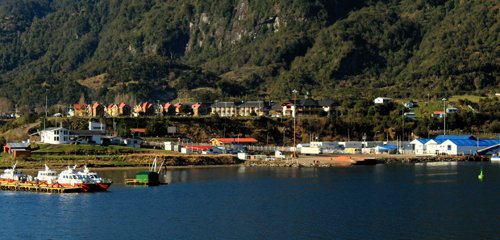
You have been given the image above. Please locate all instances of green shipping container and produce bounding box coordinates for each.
[135,171,160,186]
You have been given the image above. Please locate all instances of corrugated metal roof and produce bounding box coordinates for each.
[445,139,500,147]
[239,101,267,108]
[317,99,335,106]
[414,138,430,144]
[426,139,445,144]
[211,102,237,108]
[6,142,30,148]
[297,99,318,107]
[435,135,475,140]
[270,102,284,110]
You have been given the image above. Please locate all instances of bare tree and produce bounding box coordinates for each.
[0,97,13,114]
[78,93,86,105]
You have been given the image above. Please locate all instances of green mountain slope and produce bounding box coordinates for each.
[0,0,497,107]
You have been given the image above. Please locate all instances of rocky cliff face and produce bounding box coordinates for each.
[185,0,313,56]
[0,0,497,106]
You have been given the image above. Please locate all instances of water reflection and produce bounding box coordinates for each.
[414,162,458,184]
[96,166,326,186]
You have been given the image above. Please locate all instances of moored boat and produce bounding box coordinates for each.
[0,162,29,182]
[491,155,500,162]
[35,164,58,184]
[57,166,95,192]
[77,165,112,191]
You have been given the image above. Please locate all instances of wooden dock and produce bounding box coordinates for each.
[125,179,148,185]
[0,181,82,193]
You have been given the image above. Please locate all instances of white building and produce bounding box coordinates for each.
[414,135,500,156]
[374,97,392,104]
[40,127,71,144]
[88,121,106,131]
[424,139,447,155]
[439,139,477,155]
[310,141,339,149]
[410,139,430,155]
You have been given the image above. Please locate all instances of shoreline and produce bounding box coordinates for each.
[2,153,488,170]
[17,164,243,171]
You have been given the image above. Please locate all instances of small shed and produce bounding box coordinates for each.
[3,142,31,158]
[13,149,31,158]
[4,142,30,153]
[130,128,146,137]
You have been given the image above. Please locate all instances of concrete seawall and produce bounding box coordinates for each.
[124,154,243,166]
[244,154,480,167]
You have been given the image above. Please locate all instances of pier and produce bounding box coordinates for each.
[0,181,82,193]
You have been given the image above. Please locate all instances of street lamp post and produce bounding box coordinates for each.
[292,89,298,164]
[44,89,48,130]
[443,98,447,135]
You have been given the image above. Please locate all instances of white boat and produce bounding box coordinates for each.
[491,155,500,162]
[57,165,90,189]
[77,165,112,191]
[0,162,25,182]
[35,164,58,184]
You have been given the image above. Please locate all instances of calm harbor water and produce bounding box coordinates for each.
[1,162,499,239]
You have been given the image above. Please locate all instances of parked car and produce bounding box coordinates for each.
[69,138,88,144]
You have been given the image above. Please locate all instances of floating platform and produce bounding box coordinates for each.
[125,171,161,186]
[0,181,82,193]
[319,156,381,165]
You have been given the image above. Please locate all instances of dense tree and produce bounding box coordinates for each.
[0,0,497,106]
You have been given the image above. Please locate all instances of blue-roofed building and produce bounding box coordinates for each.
[434,135,475,140]
[410,138,431,155]
[415,135,500,155]
[440,138,500,155]
[424,139,447,155]
[410,135,500,155]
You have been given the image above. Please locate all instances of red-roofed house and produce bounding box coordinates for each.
[192,103,209,117]
[89,102,105,117]
[160,102,174,116]
[134,102,155,116]
[142,102,155,115]
[118,102,131,116]
[432,111,445,118]
[174,103,183,115]
[210,137,258,146]
[106,104,119,117]
[73,103,88,117]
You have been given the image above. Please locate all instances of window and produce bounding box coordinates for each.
[55,130,59,134]
[447,145,451,151]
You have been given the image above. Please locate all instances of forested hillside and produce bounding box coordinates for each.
[0,0,498,108]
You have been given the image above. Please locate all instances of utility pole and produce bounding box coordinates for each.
[292,89,298,164]
[44,89,48,130]
[442,98,447,135]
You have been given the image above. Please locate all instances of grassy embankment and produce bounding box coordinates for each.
[0,144,174,168]
[396,95,486,120]
[0,144,241,169]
